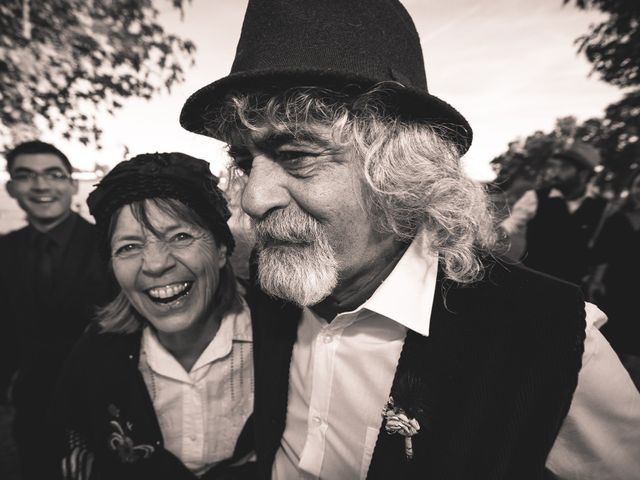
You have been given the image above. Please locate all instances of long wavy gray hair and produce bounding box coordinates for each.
[207,85,497,284]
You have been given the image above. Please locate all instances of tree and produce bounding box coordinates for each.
[594,90,640,186]
[490,117,579,197]
[491,1,639,199]
[0,0,196,149]
[563,0,640,192]
[564,0,640,89]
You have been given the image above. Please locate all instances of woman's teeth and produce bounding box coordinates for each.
[147,282,192,301]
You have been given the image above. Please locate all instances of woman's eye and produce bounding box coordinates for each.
[114,244,141,256]
[172,232,194,242]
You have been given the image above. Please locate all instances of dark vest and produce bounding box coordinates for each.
[524,190,606,285]
[248,259,586,480]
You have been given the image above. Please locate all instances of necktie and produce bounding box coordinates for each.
[34,233,55,300]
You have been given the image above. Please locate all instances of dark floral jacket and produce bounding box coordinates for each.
[52,328,255,480]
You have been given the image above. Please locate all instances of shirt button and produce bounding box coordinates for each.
[189,434,197,442]
[323,334,333,344]
[312,416,322,425]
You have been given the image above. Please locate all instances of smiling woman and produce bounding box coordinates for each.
[51,153,256,480]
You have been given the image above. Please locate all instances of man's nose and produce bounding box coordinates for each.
[241,156,291,219]
[141,241,176,277]
[31,174,51,190]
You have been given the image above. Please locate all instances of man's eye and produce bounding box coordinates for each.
[277,150,308,162]
[234,157,253,175]
[12,172,32,181]
[47,171,68,180]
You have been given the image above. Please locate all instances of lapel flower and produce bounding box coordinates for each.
[107,403,155,463]
[382,369,427,461]
[382,396,421,460]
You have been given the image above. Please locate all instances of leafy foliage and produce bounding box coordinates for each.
[492,1,640,200]
[564,0,640,89]
[491,91,640,198]
[0,0,196,148]
[490,120,574,201]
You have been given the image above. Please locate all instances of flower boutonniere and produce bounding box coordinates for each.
[107,403,155,463]
[381,372,426,461]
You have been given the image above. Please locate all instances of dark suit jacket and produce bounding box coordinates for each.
[0,213,110,409]
[524,190,607,285]
[248,259,585,480]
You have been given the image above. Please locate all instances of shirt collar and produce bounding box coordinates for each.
[360,230,438,337]
[142,300,252,380]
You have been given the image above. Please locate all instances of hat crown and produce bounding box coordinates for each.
[179,0,473,154]
[554,141,601,170]
[230,0,428,90]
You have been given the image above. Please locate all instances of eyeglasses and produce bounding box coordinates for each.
[10,170,72,183]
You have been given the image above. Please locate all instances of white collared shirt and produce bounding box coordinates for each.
[139,302,253,475]
[500,188,596,235]
[273,232,640,480]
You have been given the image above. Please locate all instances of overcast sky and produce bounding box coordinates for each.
[37,0,623,181]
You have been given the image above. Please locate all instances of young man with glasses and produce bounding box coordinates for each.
[1,141,110,480]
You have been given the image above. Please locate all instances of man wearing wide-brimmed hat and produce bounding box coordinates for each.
[501,141,609,286]
[180,1,640,478]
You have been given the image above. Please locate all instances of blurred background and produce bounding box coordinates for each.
[1,2,639,478]
[1,0,637,233]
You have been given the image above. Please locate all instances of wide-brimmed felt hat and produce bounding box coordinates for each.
[180,0,473,153]
[551,141,601,171]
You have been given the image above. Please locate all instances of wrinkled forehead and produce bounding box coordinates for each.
[111,199,206,239]
[227,121,342,152]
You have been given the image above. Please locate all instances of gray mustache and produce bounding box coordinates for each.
[252,208,322,244]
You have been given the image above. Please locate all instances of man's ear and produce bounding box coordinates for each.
[218,243,228,269]
[5,179,16,199]
[71,177,79,195]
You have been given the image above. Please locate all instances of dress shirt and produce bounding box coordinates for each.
[139,302,253,476]
[272,231,640,480]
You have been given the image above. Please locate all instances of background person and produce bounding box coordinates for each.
[180,1,640,478]
[54,153,255,479]
[0,140,110,480]
[500,141,607,286]
[593,169,640,388]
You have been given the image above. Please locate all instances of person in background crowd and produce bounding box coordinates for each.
[53,153,255,479]
[179,0,640,478]
[592,168,640,389]
[500,141,608,286]
[0,140,110,480]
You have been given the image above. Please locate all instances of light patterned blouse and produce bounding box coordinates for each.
[139,302,253,476]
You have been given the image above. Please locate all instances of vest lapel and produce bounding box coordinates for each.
[250,287,301,473]
[367,275,487,479]
[104,332,164,448]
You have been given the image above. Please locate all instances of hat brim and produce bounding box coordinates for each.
[179,68,473,154]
